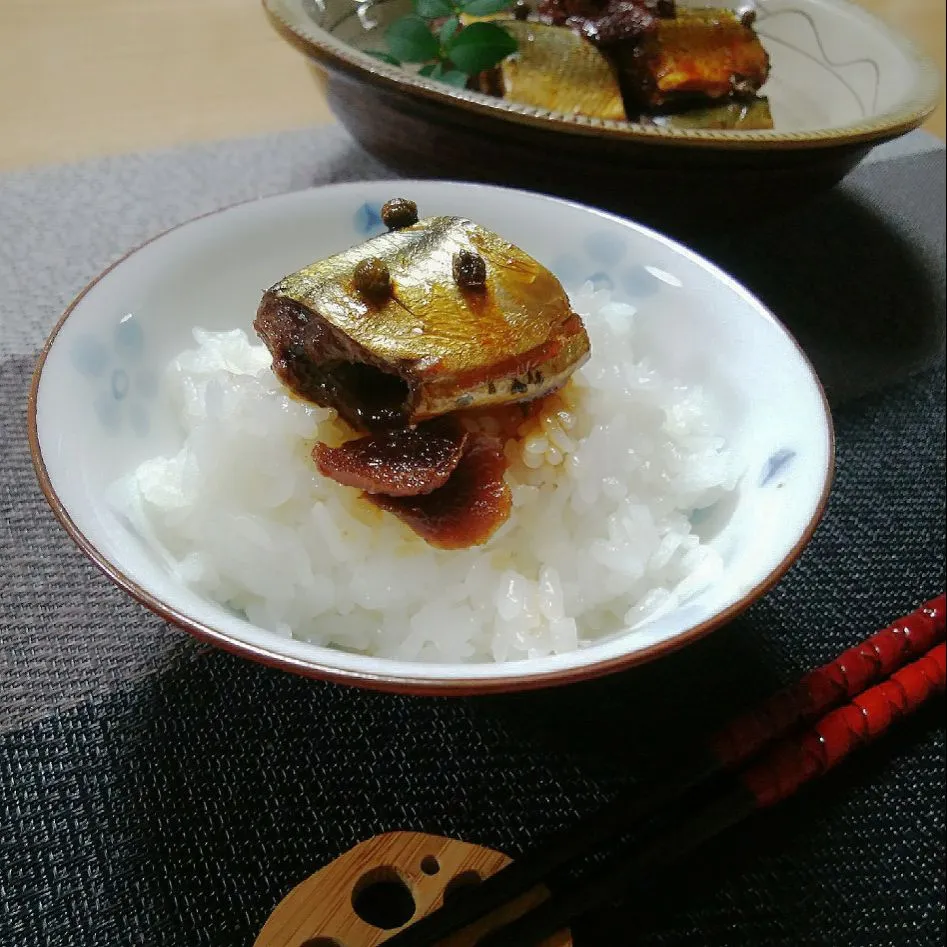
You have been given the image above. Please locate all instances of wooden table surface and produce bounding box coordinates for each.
[1,0,943,172]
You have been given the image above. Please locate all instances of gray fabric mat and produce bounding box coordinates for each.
[0,125,944,947]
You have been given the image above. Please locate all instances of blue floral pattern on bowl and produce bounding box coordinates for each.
[759,448,797,487]
[353,201,385,237]
[71,315,157,436]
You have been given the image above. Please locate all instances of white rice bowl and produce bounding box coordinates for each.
[111,283,740,664]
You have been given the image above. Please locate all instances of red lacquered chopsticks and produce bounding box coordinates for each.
[709,594,944,767]
[480,640,945,947]
[742,639,945,806]
[385,595,946,947]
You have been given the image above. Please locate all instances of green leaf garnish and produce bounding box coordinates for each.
[445,22,517,73]
[379,4,517,88]
[438,69,471,88]
[418,62,470,88]
[386,15,441,63]
[415,0,455,17]
[438,15,461,45]
[462,0,515,16]
[366,50,402,66]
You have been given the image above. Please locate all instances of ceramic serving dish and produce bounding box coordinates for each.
[263,0,940,229]
[29,181,833,694]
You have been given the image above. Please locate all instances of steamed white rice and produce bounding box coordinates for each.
[113,284,738,663]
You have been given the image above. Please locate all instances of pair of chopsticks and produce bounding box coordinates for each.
[387,594,946,947]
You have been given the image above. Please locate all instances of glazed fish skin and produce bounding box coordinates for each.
[648,96,773,130]
[255,216,590,431]
[477,21,627,121]
[620,8,770,110]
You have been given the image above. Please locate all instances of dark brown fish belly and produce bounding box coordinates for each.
[367,433,513,550]
[312,418,469,497]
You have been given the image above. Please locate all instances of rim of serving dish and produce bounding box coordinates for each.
[262,0,941,151]
[28,182,835,695]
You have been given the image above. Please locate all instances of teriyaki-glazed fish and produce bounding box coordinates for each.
[474,20,628,121]
[254,199,591,549]
[254,200,590,433]
[617,8,771,110]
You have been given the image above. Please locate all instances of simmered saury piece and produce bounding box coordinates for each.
[367,433,512,550]
[646,96,773,129]
[474,20,627,120]
[312,418,468,497]
[618,8,770,109]
[254,214,590,432]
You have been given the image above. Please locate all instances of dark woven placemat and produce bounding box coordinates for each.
[1,128,945,947]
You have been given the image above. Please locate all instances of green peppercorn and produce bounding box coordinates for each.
[353,257,391,300]
[380,198,419,230]
[452,249,487,290]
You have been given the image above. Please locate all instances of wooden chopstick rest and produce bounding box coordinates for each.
[254,831,573,947]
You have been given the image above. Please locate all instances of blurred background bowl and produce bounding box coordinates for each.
[264,0,940,231]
